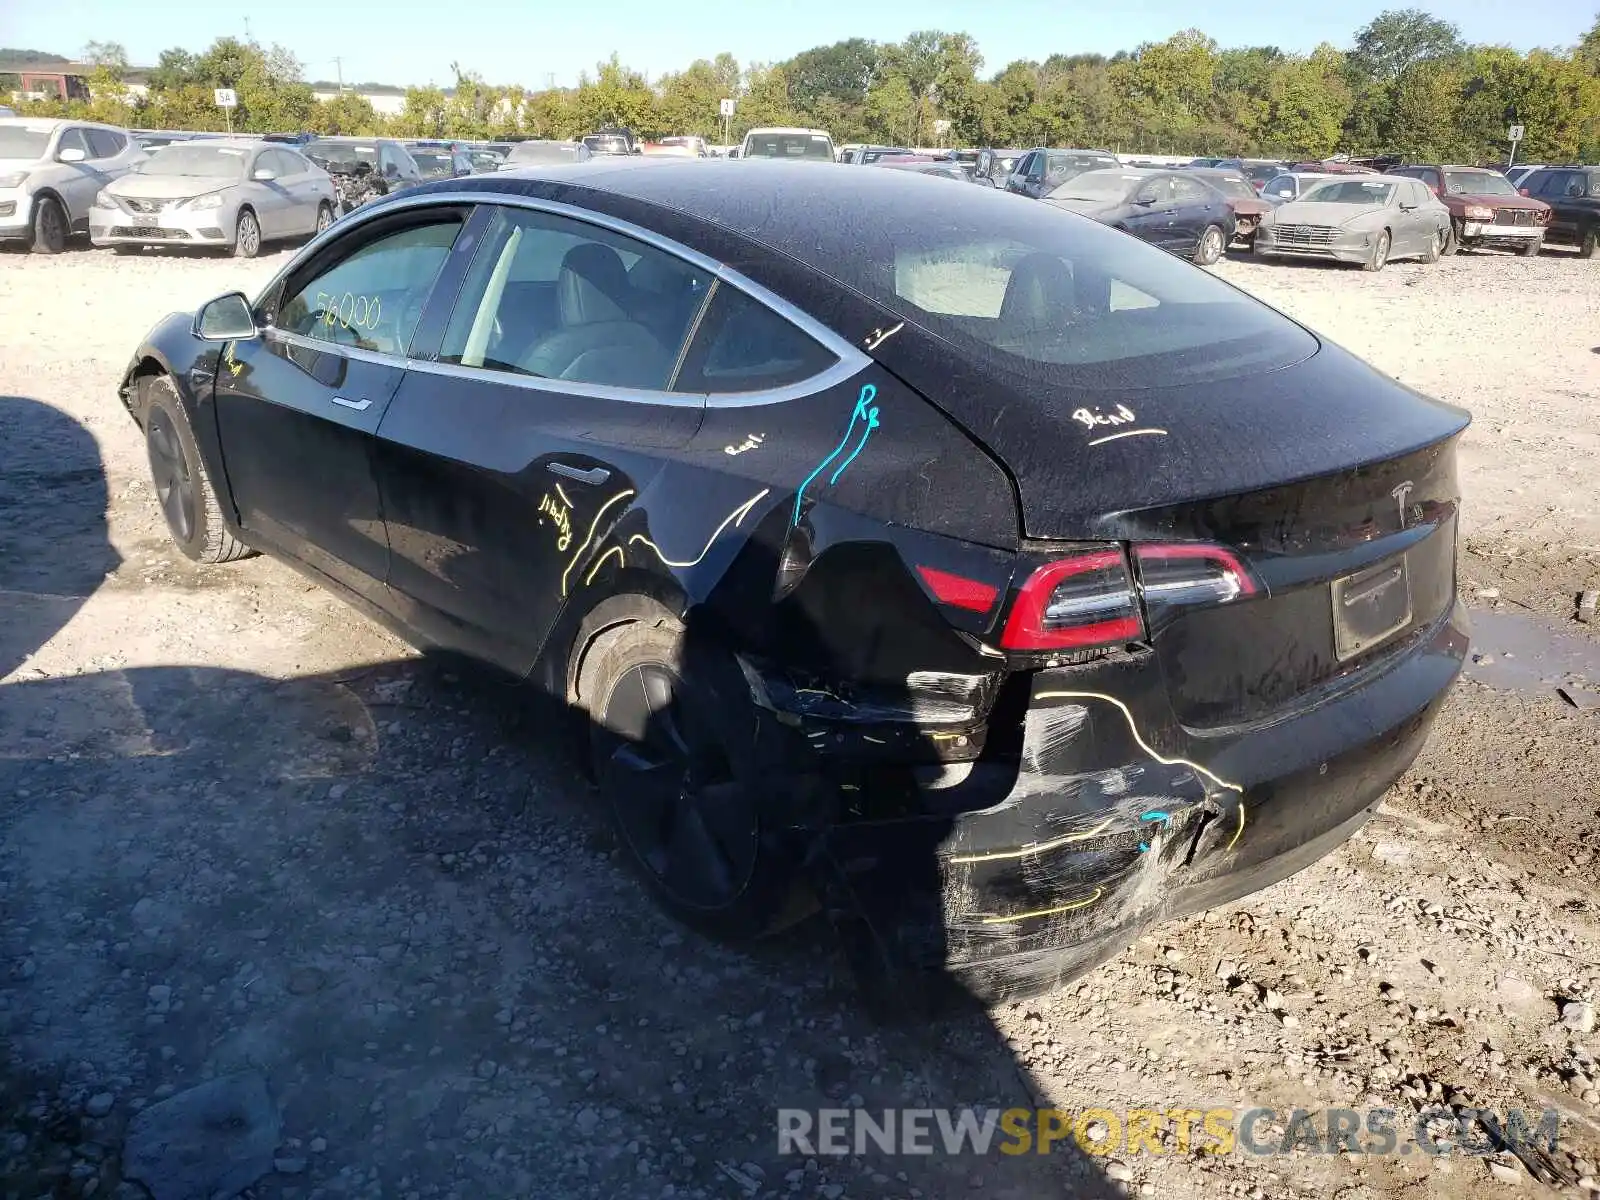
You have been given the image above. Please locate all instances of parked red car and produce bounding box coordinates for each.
[1386,164,1551,256]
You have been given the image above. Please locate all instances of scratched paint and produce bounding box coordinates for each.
[629,489,770,570]
[791,384,881,526]
[560,490,635,597]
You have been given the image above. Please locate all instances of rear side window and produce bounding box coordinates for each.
[674,284,838,394]
[438,206,712,389]
[276,218,462,355]
[85,128,125,158]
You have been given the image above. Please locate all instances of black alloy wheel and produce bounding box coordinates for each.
[596,661,759,912]
[146,406,196,544]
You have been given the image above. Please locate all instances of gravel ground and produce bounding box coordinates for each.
[2,241,1598,1200]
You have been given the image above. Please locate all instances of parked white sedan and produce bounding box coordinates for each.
[91,140,336,258]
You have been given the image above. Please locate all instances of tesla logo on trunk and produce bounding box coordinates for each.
[1391,481,1414,527]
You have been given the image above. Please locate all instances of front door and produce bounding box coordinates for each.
[1125,177,1178,249]
[213,209,467,596]
[369,202,712,673]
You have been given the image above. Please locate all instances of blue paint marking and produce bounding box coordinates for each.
[1138,810,1172,854]
[791,384,879,526]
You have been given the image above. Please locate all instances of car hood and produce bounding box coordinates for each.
[866,322,1470,539]
[1449,193,1548,211]
[1267,200,1385,226]
[108,175,240,199]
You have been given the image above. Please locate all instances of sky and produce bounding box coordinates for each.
[5,0,1596,87]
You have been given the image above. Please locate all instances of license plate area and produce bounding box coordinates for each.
[1331,555,1413,661]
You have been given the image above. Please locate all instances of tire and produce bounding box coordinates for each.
[141,375,254,564]
[1580,226,1598,259]
[1363,230,1391,272]
[1441,221,1459,256]
[314,202,333,236]
[232,209,261,259]
[579,612,799,941]
[1520,237,1543,258]
[1193,223,1225,266]
[29,196,67,254]
[1421,226,1444,264]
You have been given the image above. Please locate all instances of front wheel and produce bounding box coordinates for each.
[232,209,261,259]
[141,375,254,564]
[1363,230,1391,272]
[29,196,68,254]
[1421,226,1445,263]
[1579,226,1598,259]
[1441,222,1460,256]
[1193,224,1225,266]
[580,614,800,941]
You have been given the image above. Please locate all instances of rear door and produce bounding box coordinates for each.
[1127,177,1179,249]
[245,148,293,238]
[214,207,469,598]
[267,149,317,234]
[1167,175,1214,250]
[368,202,712,672]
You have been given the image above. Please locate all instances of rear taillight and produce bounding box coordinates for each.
[1133,543,1260,611]
[1000,548,1144,651]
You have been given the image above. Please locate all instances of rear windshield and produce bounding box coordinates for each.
[508,142,576,164]
[1443,169,1516,196]
[1301,180,1393,205]
[818,193,1315,388]
[744,132,834,160]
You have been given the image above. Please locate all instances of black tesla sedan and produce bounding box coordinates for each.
[118,161,1470,1000]
[1045,167,1236,264]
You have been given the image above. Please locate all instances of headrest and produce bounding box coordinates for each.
[557,243,631,325]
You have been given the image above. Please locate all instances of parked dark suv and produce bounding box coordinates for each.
[1386,164,1551,256]
[1516,166,1600,258]
[1005,148,1120,199]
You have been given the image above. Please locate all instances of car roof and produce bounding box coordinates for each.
[150,137,263,153]
[745,127,829,136]
[0,116,122,132]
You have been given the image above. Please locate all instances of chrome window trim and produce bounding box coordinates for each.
[251,188,871,410]
[267,326,406,369]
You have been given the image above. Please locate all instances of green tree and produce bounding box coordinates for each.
[574,55,657,134]
[1347,9,1466,85]
[395,85,448,137]
[657,58,726,138]
[1580,13,1600,74]
[310,91,382,135]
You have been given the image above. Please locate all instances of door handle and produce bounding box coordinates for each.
[331,395,371,411]
[548,462,610,485]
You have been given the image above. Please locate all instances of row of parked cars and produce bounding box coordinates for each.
[0,116,522,255]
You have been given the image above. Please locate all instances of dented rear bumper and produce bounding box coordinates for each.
[816,601,1469,1001]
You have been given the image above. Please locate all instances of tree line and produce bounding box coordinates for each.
[12,10,1600,162]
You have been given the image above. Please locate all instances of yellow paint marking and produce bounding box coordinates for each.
[978,887,1105,925]
[1033,690,1243,795]
[584,545,625,587]
[1225,801,1246,853]
[628,489,770,569]
[561,490,635,597]
[554,483,574,509]
[949,817,1116,864]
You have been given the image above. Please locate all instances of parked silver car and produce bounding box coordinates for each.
[0,117,146,253]
[1254,176,1450,271]
[90,140,336,258]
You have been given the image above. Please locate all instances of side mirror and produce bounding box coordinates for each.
[193,292,259,342]
[252,168,277,182]
[58,147,87,163]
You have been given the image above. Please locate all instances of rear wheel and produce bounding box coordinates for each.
[1520,236,1543,258]
[1363,230,1391,272]
[314,203,333,235]
[1580,226,1598,259]
[112,244,141,256]
[233,209,261,259]
[1193,224,1225,266]
[141,375,253,564]
[581,614,799,941]
[29,196,67,255]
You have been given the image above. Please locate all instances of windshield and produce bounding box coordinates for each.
[804,191,1314,389]
[1443,169,1516,196]
[743,132,834,161]
[1048,171,1140,201]
[0,125,52,158]
[412,152,455,177]
[1209,175,1257,200]
[306,142,379,168]
[1300,179,1394,205]
[138,145,248,178]
[509,142,577,164]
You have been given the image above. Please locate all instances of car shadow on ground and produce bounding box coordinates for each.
[0,394,1121,1198]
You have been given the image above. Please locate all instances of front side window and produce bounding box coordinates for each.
[56,128,91,158]
[438,206,711,389]
[674,284,837,394]
[276,218,462,355]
